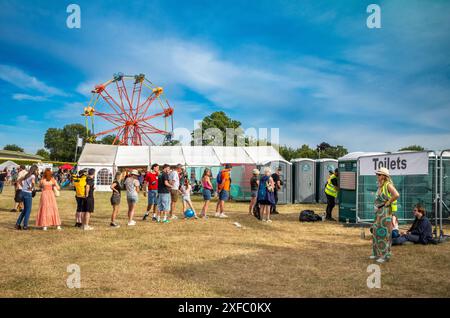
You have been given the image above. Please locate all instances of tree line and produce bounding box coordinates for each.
[3,111,425,162]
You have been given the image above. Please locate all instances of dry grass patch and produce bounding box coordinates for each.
[0,186,449,297]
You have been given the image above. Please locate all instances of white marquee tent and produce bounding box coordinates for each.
[77,144,291,193]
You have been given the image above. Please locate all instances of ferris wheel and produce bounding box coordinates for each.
[82,72,174,146]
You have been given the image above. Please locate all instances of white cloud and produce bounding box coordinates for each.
[0,64,67,97]
[12,93,48,102]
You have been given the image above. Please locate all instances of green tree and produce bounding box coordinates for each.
[3,144,24,152]
[322,145,348,159]
[399,145,425,151]
[44,124,88,161]
[36,148,50,160]
[99,135,117,145]
[191,111,243,146]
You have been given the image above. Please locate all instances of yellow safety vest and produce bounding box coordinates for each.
[325,174,338,198]
[381,181,398,213]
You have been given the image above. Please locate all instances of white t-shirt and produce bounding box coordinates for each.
[169,170,180,190]
[22,175,35,193]
[181,184,191,201]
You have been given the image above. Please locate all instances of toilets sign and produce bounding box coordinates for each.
[359,152,429,176]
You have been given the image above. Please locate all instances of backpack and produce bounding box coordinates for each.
[216,170,223,186]
[299,210,322,222]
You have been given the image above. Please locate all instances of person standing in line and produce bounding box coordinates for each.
[324,168,339,221]
[15,165,39,230]
[370,167,400,263]
[257,167,275,223]
[157,164,172,223]
[35,168,61,231]
[180,178,198,219]
[11,165,27,212]
[270,167,283,215]
[249,169,260,215]
[215,164,232,218]
[0,168,7,194]
[124,170,140,226]
[143,164,159,221]
[169,164,182,220]
[82,168,96,231]
[200,168,213,218]
[73,169,87,227]
[110,171,125,228]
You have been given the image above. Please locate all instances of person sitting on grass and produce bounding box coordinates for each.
[392,204,433,245]
[180,178,198,219]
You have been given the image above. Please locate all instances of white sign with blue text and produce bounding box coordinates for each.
[359,152,429,176]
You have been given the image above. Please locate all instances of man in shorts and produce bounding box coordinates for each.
[82,168,95,231]
[143,163,159,221]
[11,165,27,212]
[157,164,172,223]
[169,164,182,220]
[73,169,87,227]
[215,164,232,218]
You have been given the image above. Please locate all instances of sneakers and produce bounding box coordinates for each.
[57,226,62,231]
[82,225,94,231]
[266,219,272,223]
[369,255,377,260]
[151,216,157,222]
[170,215,178,220]
[42,227,48,231]
[10,209,17,212]
[110,222,120,228]
[162,219,170,223]
[143,213,149,221]
[127,220,136,226]
[376,257,386,264]
[75,222,82,228]
[219,213,228,218]
[15,224,21,230]
[215,212,220,218]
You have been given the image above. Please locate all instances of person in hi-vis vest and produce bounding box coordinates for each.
[324,168,339,221]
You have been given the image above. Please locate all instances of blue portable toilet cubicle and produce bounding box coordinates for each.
[291,158,316,203]
[315,159,338,203]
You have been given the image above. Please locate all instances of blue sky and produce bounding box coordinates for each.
[0,0,449,153]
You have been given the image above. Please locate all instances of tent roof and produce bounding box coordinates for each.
[182,146,221,166]
[213,146,254,164]
[78,144,118,166]
[244,146,291,165]
[115,146,149,167]
[150,146,185,165]
[0,160,19,170]
[290,158,315,163]
[77,144,289,167]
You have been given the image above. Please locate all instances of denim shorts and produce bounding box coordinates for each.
[202,188,212,200]
[127,194,138,204]
[219,190,229,201]
[147,190,158,205]
[158,193,171,212]
[251,190,258,198]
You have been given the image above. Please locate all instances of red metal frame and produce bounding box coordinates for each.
[85,74,174,146]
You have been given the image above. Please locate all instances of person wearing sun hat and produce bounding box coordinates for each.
[124,169,141,226]
[370,166,400,264]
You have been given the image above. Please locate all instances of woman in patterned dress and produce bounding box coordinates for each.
[370,167,399,263]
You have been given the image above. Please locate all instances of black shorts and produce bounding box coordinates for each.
[76,197,87,212]
[85,197,94,213]
[14,189,23,203]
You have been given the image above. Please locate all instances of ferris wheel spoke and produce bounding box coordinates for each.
[100,90,131,122]
[120,78,133,115]
[94,124,124,138]
[94,113,123,127]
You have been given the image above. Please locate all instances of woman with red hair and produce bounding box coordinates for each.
[36,168,62,230]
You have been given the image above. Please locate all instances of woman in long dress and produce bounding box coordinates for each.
[36,168,61,231]
[371,167,399,263]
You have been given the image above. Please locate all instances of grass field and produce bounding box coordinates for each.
[0,185,449,298]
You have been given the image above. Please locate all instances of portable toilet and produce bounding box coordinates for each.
[338,151,446,223]
[315,159,338,203]
[258,161,292,204]
[291,158,316,203]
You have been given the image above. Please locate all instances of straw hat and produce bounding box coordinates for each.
[130,169,140,176]
[376,167,390,177]
[252,168,260,175]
